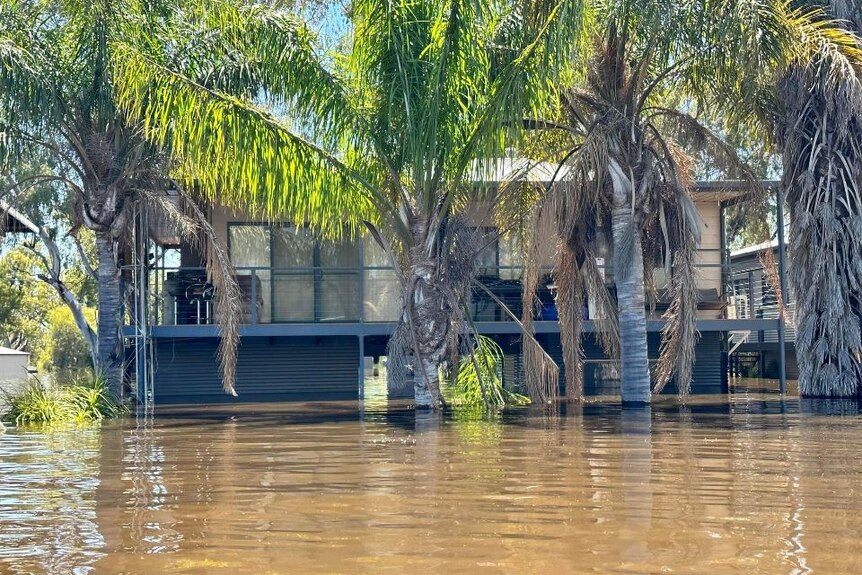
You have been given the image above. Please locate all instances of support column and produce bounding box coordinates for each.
[358,335,365,400]
[776,186,788,395]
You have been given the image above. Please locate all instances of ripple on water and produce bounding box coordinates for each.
[1,398,862,574]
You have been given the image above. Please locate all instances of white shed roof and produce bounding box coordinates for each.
[0,346,29,356]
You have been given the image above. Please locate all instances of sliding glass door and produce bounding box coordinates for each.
[228,223,361,322]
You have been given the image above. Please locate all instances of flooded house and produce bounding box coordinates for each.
[125,175,789,404]
[728,238,798,381]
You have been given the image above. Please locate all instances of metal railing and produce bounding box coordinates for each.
[728,266,796,343]
[144,250,741,327]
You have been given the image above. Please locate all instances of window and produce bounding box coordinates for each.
[474,227,499,277]
[272,227,314,321]
[228,225,272,322]
[363,236,400,322]
[473,227,523,279]
[228,223,360,322]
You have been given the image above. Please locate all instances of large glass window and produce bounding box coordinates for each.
[474,227,499,277]
[272,227,314,321]
[319,238,360,321]
[228,223,361,322]
[363,236,400,322]
[228,225,272,323]
[498,234,522,279]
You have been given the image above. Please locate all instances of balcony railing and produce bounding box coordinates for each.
[728,266,796,343]
[143,250,750,327]
[147,265,556,326]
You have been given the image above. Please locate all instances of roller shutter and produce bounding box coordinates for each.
[152,336,358,403]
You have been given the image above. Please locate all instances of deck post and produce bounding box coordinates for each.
[719,203,728,300]
[358,335,365,400]
[776,185,788,395]
[358,237,365,323]
[250,269,258,324]
[747,271,756,321]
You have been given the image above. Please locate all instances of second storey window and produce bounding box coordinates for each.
[227,224,360,322]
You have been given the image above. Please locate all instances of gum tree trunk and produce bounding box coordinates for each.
[95,232,124,399]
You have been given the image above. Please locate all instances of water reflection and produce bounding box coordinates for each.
[618,408,652,571]
[0,428,104,574]
[4,397,862,573]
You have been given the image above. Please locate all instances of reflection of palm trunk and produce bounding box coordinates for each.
[612,205,651,405]
[95,232,123,399]
[619,407,653,568]
[95,421,125,563]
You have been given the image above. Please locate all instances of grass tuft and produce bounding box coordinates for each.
[2,375,126,426]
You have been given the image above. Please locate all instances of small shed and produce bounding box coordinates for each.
[0,347,31,402]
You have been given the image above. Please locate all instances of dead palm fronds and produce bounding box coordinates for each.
[144,185,243,395]
[777,2,862,396]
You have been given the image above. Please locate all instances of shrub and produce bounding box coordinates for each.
[2,375,125,426]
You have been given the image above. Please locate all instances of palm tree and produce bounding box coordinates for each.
[776,1,862,397]
[0,0,293,398]
[521,1,862,404]
[113,0,586,407]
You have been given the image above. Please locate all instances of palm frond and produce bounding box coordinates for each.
[112,44,378,239]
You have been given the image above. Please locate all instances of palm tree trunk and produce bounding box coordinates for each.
[779,2,862,397]
[395,211,459,409]
[407,255,448,409]
[95,232,124,399]
[612,205,651,405]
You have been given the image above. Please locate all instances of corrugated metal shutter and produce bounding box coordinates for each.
[153,336,358,403]
[689,332,725,394]
[545,332,726,396]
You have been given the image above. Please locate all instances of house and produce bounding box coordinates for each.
[126,178,788,404]
[729,239,798,380]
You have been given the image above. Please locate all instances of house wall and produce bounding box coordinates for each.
[695,200,722,292]
[200,197,727,327]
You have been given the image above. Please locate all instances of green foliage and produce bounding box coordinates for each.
[113,0,588,243]
[4,383,74,425]
[3,376,125,426]
[0,247,54,351]
[444,336,530,409]
[0,247,96,374]
[37,306,95,378]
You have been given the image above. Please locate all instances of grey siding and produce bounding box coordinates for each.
[153,336,358,403]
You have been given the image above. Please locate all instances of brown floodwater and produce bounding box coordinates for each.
[2,394,862,574]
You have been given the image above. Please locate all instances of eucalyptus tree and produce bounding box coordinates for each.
[521,1,862,404]
[776,1,862,397]
[114,0,586,408]
[0,0,292,398]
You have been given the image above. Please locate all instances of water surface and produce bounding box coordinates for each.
[2,395,862,574]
